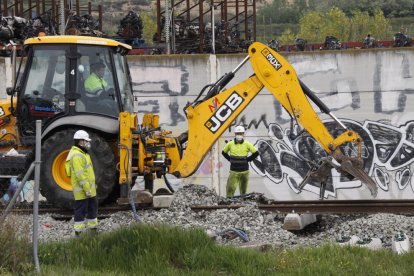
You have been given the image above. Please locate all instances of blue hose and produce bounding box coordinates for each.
[129,187,141,222]
[217,227,249,242]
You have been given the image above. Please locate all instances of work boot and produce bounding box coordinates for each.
[88,228,98,235]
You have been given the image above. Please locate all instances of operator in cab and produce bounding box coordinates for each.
[84,61,109,97]
[222,126,259,197]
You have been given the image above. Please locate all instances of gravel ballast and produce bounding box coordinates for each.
[9,185,414,250]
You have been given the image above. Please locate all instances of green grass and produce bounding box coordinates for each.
[36,224,414,276]
[2,221,414,275]
[0,216,33,275]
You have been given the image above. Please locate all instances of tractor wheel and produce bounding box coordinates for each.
[40,129,116,209]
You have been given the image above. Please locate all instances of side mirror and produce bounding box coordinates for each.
[6,87,14,96]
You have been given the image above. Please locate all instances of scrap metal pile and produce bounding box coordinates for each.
[393,32,412,47]
[0,15,27,44]
[206,20,253,53]
[158,17,253,54]
[65,14,102,37]
[0,11,57,45]
[323,35,342,50]
[0,11,102,47]
[117,11,143,41]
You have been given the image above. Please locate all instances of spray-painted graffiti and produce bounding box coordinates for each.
[251,120,414,198]
[131,65,189,96]
[131,65,189,125]
[365,120,414,191]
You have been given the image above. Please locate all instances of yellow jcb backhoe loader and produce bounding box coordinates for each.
[0,36,377,208]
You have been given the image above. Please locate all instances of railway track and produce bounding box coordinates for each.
[4,199,414,216]
[192,200,414,214]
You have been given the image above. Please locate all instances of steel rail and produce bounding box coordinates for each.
[4,200,414,215]
[190,200,414,214]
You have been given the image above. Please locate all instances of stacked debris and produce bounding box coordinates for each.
[24,10,57,38]
[155,17,252,54]
[173,17,201,54]
[65,14,103,37]
[117,11,143,40]
[267,39,280,51]
[362,34,377,48]
[0,10,59,46]
[295,38,307,51]
[393,32,412,47]
[323,35,341,50]
[0,15,27,44]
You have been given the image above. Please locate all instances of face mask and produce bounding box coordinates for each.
[235,135,244,141]
[84,141,91,150]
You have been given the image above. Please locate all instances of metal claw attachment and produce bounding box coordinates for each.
[298,154,378,199]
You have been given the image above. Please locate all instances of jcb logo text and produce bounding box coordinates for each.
[205,92,244,133]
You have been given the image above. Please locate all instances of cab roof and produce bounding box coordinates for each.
[24,35,132,50]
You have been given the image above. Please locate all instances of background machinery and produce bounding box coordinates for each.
[0,36,377,208]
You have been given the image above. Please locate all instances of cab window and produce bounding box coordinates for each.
[76,45,118,116]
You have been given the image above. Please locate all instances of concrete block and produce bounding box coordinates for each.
[283,213,317,230]
[392,233,410,254]
[152,194,174,208]
[336,235,359,246]
[356,237,383,250]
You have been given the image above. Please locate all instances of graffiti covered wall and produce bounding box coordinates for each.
[0,48,413,201]
[128,48,414,200]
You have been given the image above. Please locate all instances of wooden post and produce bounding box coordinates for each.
[36,0,40,17]
[156,0,161,42]
[63,0,67,21]
[186,0,190,21]
[223,0,227,23]
[244,0,247,40]
[51,0,56,20]
[14,0,18,16]
[98,4,102,31]
[76,0,79,15]
[19,0,23,17]
[253,0,256,41]
[235,0,238,23]
[199,0,204,52]
[88,2,91,14]
[224,0,228,40]
[28,0,33,18]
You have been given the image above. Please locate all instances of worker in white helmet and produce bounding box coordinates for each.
[222,125,259,197]
[65,130,98,236]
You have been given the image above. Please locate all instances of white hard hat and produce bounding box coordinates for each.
[73,130,91,141]
[234,125,245,133]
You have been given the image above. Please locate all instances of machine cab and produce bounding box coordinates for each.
[13,36,134,138]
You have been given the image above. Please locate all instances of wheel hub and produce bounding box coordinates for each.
[52,150,72,191]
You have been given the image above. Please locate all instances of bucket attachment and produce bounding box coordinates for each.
[298,153,378,199]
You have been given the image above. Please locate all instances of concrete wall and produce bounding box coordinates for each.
[2,48,414,200]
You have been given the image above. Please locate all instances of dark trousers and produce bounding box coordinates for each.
[74,197,98,222]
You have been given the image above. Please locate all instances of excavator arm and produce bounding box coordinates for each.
[120,42,377,198]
